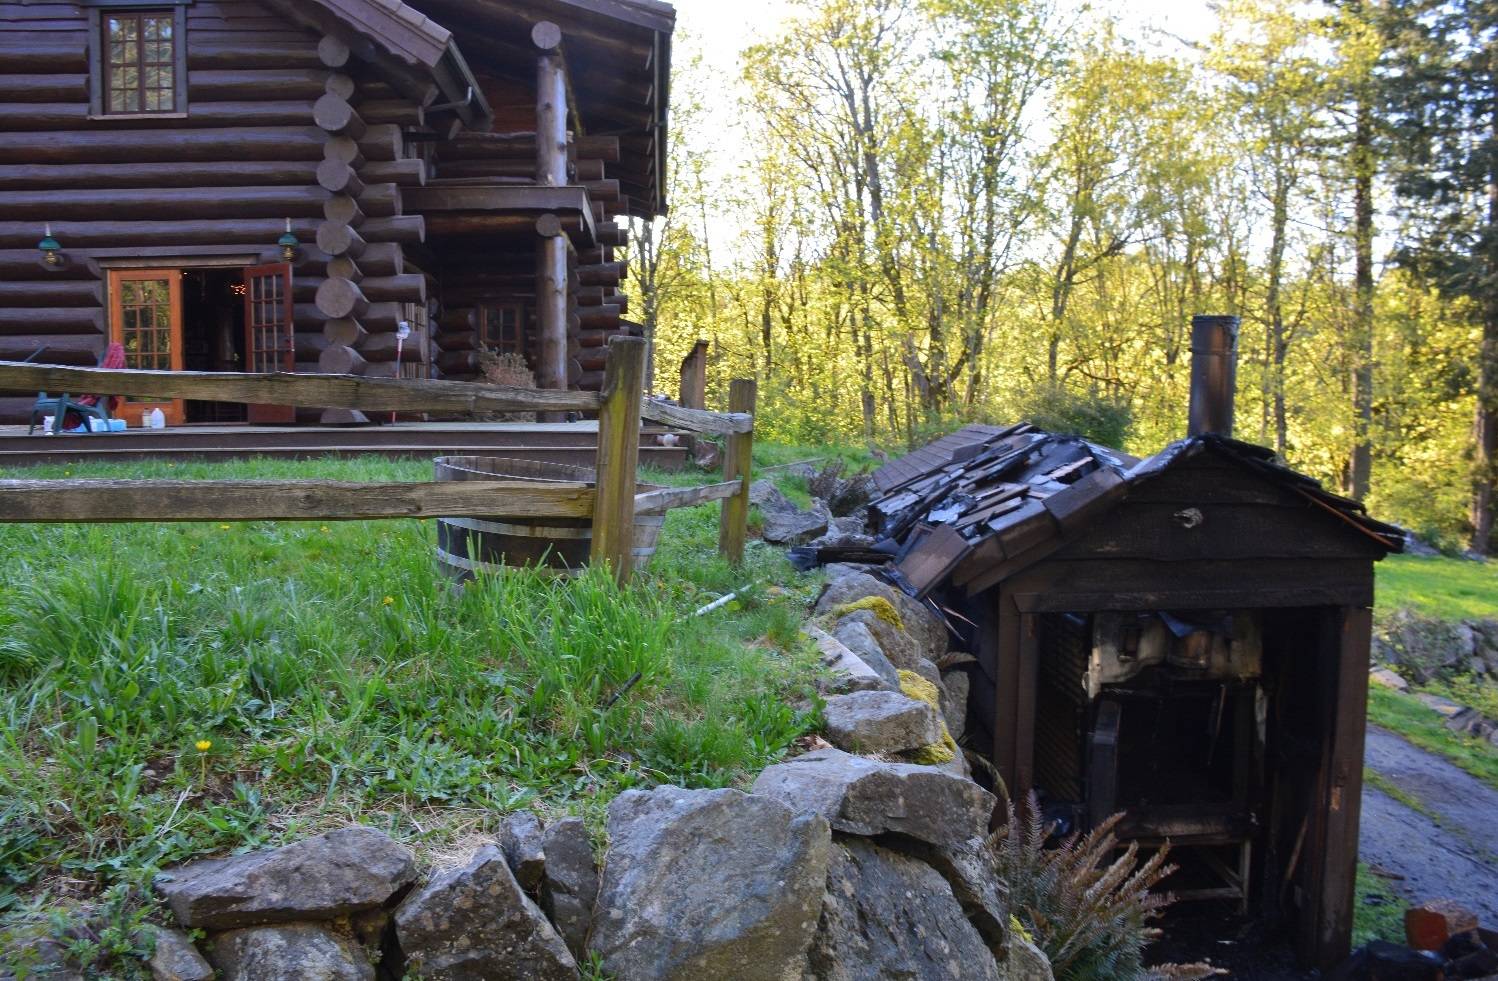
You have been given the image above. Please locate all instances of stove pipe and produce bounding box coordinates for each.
[1187,315,1240,439]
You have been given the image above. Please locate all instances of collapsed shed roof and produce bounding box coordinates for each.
[862,424,1406,600]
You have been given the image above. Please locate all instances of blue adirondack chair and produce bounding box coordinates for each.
[26,347,117,435]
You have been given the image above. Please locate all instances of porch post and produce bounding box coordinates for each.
[533,22,570,417]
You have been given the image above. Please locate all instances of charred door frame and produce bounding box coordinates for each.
[981,563,1374,971]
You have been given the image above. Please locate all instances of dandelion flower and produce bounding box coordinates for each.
[195,739,212,752]
[219,524,231,531]
[320,526,331,533]
[383,596,395,606]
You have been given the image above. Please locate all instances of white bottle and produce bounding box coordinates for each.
[148,408,166,429]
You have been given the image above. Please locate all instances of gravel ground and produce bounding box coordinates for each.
[1359,724,1498,926]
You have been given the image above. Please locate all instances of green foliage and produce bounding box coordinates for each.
[1014,382,1134,448]
[639,0,1491,549]
[990,793,1176,981]
[0,457,822,940]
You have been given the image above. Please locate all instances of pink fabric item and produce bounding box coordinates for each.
[70,342,128,425]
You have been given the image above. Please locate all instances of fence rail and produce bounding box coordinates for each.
[0,340,757,580]
[0,362,752,435]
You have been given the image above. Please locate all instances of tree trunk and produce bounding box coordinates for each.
[1350,93,1376,502]
[1473,88,1498,554]
[1267,170,1290,456]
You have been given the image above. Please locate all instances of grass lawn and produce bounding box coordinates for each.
[0,455,827,970]
[1351,863,1406,948]
[1375,554,1498,621]
[1368,553,1498,792]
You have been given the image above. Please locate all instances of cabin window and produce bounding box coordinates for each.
[85,3,189,117]
[481,304,527,357]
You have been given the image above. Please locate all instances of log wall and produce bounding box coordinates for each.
[0,0,431,423]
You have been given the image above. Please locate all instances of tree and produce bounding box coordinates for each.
[1380,0,1498,552]
[1211,0,1334,456]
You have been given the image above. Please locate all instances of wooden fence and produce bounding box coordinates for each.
[0,337,756,580]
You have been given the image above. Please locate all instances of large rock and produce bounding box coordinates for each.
[835,608,921,672]
[208,924,373,981]
[393,844,578,980]
[891,837,1009,956]
[751,748,995,850]
[814,570,949,662]
[829,618,902,689]
[940,665,971,740]
[590,786,830,981]
[763,502,832,546]
[147,926,213,981]
[805,624,895,694]
[1375,611,1474,682]
[1005,933,1055,981]
[155,828,417,930]
[750,480,797,513]
[498,811,547,894]
[804,836,1000,981]
[823,690,942,755]
[539,817,599,962]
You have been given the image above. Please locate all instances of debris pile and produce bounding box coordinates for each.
[1334,899,1498,980]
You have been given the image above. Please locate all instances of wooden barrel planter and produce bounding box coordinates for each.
[434,456,663,580]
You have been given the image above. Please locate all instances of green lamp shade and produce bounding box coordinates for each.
[38,235,61,252]
[277,231,299,248]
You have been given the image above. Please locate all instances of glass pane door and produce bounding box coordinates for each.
[109,269,184,426]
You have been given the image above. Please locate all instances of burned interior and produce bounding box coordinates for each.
[806,317,1405,970]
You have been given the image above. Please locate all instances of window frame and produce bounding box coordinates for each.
[86,1,190,119]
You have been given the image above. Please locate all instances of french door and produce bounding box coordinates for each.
[108,268,184,426]
[243,262,295,424]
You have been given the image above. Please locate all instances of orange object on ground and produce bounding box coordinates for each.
[1405,899,1480,952]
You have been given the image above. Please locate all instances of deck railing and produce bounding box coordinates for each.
[0,337,756,580]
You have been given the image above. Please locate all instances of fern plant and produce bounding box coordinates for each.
[990,791,1220,981]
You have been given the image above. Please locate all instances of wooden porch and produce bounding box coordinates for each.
[0,421,692,470]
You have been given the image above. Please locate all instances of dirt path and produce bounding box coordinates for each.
[1359,725,1498,925]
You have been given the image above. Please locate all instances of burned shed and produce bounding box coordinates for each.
[861,318,1404,970]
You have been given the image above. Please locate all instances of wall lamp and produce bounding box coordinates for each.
[38,224,62,267]
[277,218,300,264]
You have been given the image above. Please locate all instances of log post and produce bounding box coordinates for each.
[680,339,708,410]
[717,378,756,565]
[534,22,568,187]
[590,336,646,582]
[536,214,569,418]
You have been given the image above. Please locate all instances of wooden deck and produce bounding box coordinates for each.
[0,421,692,470]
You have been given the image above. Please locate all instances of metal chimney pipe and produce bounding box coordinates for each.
[1188,315,1240,438]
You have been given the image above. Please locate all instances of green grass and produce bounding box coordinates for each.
[1352,863,1407,948]
[0,455,826,973]
[1376,554,1498,620]
[1366,686,1498,791]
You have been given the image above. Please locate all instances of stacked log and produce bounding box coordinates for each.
[310,52,432,421]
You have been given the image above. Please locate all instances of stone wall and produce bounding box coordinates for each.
[7,563,1050,981]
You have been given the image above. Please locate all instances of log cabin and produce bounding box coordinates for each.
[0,0,672,425]
[832,317,1405,970]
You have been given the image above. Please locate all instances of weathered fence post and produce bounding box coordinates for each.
[591,336,647,581]
[717,378,757,565]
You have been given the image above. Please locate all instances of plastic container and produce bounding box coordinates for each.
[147,408,166,429]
